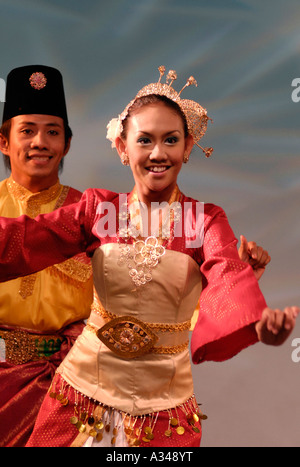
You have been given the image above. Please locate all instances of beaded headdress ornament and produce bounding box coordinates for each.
[106,66,213,158]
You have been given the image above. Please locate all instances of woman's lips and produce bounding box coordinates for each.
[146,165,170,173]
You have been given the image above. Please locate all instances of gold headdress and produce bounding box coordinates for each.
[106,66,213,158]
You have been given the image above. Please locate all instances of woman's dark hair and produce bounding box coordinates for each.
[121,94,189,139]
[0,118,72,172]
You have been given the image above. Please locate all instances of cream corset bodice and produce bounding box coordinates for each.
[92,243,202,326]
[58,243,202,415]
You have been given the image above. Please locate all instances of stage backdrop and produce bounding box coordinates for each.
[0,0,299,447]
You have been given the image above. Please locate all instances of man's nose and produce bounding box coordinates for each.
[30,131,48,149]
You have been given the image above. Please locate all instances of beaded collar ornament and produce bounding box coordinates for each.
[106,66,213,158]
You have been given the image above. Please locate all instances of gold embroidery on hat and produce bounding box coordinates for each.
[29,72,47,90]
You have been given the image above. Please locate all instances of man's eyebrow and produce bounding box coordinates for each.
[17,121,63,128]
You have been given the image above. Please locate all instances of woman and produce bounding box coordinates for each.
[0,67,297,447]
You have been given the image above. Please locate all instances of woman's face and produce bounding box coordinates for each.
[117,102,194,204]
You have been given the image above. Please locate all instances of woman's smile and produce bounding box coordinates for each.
[145,165,170,173]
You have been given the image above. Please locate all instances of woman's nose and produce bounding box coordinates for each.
[149,143,167,161]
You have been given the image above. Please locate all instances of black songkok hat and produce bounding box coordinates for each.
[2,65,69,124]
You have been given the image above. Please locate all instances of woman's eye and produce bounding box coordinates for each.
[165,136,178,144]
[137,137,151,144]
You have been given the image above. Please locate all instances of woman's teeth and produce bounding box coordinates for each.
[148,166,168,172]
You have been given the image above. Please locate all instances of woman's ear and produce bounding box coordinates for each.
[183,134,194,163]
[115,137,129,166]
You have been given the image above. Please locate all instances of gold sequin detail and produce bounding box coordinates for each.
[7,177,62,218]
[6,178,65,299]
[18,274,37,299]
[48,258,92,288]
[6,179,92,296]
[49,373,204,447]
[151,341,189,354]
[0,328,62,365]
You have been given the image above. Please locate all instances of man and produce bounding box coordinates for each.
[0,65,93,447]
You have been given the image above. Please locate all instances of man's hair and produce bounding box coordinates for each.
[0,119,72,172]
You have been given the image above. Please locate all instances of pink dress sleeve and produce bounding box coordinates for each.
[0,189,100,282]
[191,204,267,364]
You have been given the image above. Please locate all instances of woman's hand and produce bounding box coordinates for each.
[238,234,271,280]
[255,306,299,346]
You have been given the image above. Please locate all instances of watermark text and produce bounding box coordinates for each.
[291,78,300,102]
[0,78,5,102]
[95,196,204,248]
[291,337,300,362]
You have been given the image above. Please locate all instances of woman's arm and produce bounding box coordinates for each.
[0,189,99,282]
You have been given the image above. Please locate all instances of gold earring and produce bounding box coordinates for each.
[121,154,129,166]
[183,153,189,163]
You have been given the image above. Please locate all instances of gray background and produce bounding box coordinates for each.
[0,0,299,447]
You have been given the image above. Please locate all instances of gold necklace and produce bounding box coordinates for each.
[117,186,182,287]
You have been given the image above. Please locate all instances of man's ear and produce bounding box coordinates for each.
[0,133,9,156]
[63,137,72,157]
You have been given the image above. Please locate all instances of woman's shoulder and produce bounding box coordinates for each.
[180,192,227,221]
[81,187,123,203]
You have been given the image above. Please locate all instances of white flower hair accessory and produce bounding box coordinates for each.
[106,118,122,148]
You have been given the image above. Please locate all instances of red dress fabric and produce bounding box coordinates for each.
[0,186,92,447]
[27,384,202,448]
[0,188,267,447]
[0,322,84,447]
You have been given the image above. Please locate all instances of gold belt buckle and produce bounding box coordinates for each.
[5,329,36,365]
[97,316,158,359]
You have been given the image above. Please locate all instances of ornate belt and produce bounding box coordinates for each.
[0,328,63,365]
[96,316,158,359]
[86,315,190,359]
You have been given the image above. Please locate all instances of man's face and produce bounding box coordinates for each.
[0,114,70,191]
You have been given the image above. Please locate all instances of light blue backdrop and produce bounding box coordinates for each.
[0,0,299,447]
